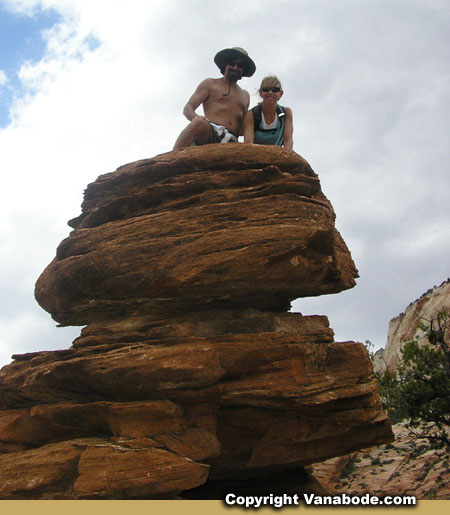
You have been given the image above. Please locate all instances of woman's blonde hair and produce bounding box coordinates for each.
[259,75,282,90]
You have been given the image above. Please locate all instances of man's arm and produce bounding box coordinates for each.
[237,91,250,136]
[283,107,294,150]
[243,110,255,143]
[182,79,212,121]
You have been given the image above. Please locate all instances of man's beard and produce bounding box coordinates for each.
[227,70,242,82]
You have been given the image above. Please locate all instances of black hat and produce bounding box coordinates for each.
[214,47,256,77]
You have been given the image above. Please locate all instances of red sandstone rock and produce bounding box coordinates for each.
[73,443,209,499]
[0,146,392,499]
[35,145,358,326]
[0,437,208,500]
[0,314,392,497]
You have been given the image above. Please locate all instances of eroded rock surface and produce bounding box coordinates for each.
[0,145,392,499]
[308,422,450,500]
[35,145,358,326]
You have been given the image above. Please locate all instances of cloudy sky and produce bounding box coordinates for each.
[0,0,449,368]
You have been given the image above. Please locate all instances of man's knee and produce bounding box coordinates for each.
[188,117,210,145]
[190,116,210,134]
[174,116,210,149]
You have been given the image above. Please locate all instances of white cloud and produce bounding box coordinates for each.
[1,0,449,366]
[0,70,7,86]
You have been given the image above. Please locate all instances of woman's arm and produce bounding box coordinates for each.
[283,107,294,150]
[243,110,255,144]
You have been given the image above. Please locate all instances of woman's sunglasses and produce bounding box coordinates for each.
[261,87,281,93]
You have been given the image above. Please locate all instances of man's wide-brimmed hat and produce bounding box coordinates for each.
[214,47,256,77]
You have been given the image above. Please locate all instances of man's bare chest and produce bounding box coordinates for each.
[207,87,246,111]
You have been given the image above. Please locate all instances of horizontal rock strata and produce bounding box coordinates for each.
[0,145,392,499]
[0,315,391,498]
[35,145,358,326]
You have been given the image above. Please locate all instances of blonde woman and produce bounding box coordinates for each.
[244,76,293,150]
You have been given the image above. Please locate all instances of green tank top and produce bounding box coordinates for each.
[252,104,285,146]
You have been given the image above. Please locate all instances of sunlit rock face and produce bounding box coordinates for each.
[375,279,450,373]
[0,145,393,499]
[35,144,358,325]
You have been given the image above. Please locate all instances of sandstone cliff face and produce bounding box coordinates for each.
[375,279,450,373]
[0,145,393,499]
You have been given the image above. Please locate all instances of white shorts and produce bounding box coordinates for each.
[209,122,239,143]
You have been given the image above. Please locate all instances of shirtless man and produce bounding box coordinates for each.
[173,47,255,149]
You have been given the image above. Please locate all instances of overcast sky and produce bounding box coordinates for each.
[0,0,449,368]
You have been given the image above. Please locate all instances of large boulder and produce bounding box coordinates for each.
[35,144,358,325]
[0,145,392,499]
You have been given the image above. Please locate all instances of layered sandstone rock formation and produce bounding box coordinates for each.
[374,279,450,373]
[0,145,393,499]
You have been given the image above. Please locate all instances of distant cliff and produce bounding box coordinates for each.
[374,279,450,373]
